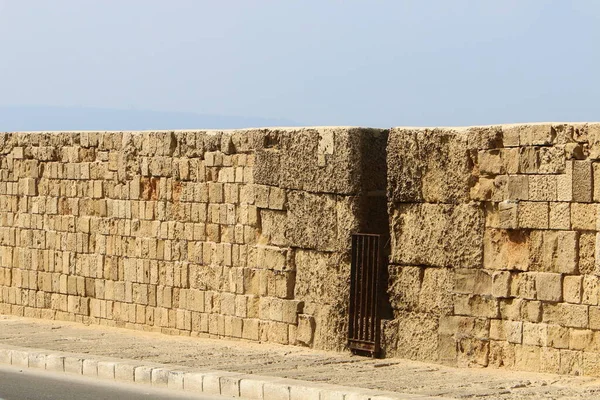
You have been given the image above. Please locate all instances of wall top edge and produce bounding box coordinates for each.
[390,121,600,131]
[0,126,387,135]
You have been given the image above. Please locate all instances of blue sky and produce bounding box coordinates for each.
[0,0,599,128]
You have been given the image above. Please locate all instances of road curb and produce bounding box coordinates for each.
[0,344,450,400]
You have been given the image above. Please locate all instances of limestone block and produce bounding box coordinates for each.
[547,324,570,349]
[266,321,289,344]
[583,352,600,377]
[571,203,597,230]
[259,210,287,247]
[394,311,439,362]
[557,160,573,201]
[563,275,583,304]
[296,314,315,346]
[510,272,536,299]
[579,232,596,275]
[542,303,588,328]
[438,315,489,340]
[489,319,523,344]
[529,230,577,274]
[286,191,343,252]
[19,178,37,196]
[387,265,421,312]
[454,269,492,296]
[454,294,499,318]
[549,202,571,230]
[519,124,555,146]
[514,345,540,372]
[529,177,558,204]
[254,149,280,187]
[242,318,260,341]
[390,203,484,268]
[466,126,503,150]
[522,322,548,346]
[268,188,286,210]
[418,267,453,316]
[498,201,518,229]
[386,130,422,202]
[519,147,541,173]
[275,127,387,195]
[590,307,600,330]
[582,275,600,306]
[492,271,511,298]
[503,126,520,147]
[478,149,504,176]
[488,341,516,369]
[588,123,600,158]
[572,161,593,202]
[470,177,505,202]
[504,176,528,202]
[456,338,489,368]
[539,145,566,174]
[569,329,597,351]
[560,349,583,375]
[534,272,562,302]
[388,128,474,203]
[503,148,520,174]
[565,143,585,160]
[540,347,561,374]
[518,202,548,229]
[483,229,529,271]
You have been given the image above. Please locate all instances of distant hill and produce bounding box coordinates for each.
[0,106,298,132]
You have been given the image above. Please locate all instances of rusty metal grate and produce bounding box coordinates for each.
[348,233,383,356]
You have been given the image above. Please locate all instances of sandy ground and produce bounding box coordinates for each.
[2,315,600,399]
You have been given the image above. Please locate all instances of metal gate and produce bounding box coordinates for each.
[348,233,383,356]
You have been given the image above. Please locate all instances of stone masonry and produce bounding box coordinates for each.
[385,123,600,376]
[4,123,600,377]
[0,128,387,352]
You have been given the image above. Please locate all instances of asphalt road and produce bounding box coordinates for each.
[0,365,230,400]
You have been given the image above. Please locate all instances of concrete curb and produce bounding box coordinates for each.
[0,344,450,400]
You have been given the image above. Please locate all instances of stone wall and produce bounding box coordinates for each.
[6,122,600,377]
[385,123,600,376]
[0,127,387,351]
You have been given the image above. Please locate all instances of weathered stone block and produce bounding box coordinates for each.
[534,272,562,302]
[563,275,583,304]
[549,202,571,230]
[388,128,474,203]
[390,203,484,268]
[507,175,529,200]
[560,349,583,375]
[488,340,516,369]
[514,345,540,372]
[478,149,504,176]
[543,303,588,328]
[571,203,597,230]
[286,191,342,252]
[573,161,593,203]
[484,229,529,271]
[454,294,499,318]
[498,201,518,229]
[418,267,453,316]
[540,347,561,374]
[557,160,573,201]
[547,324,570,349]
[528,175,557,201]
[489,319,522,344]
[519,124,555,146]
[492,271,511,298]
[394,311,439,362]
[518,202,548,229]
